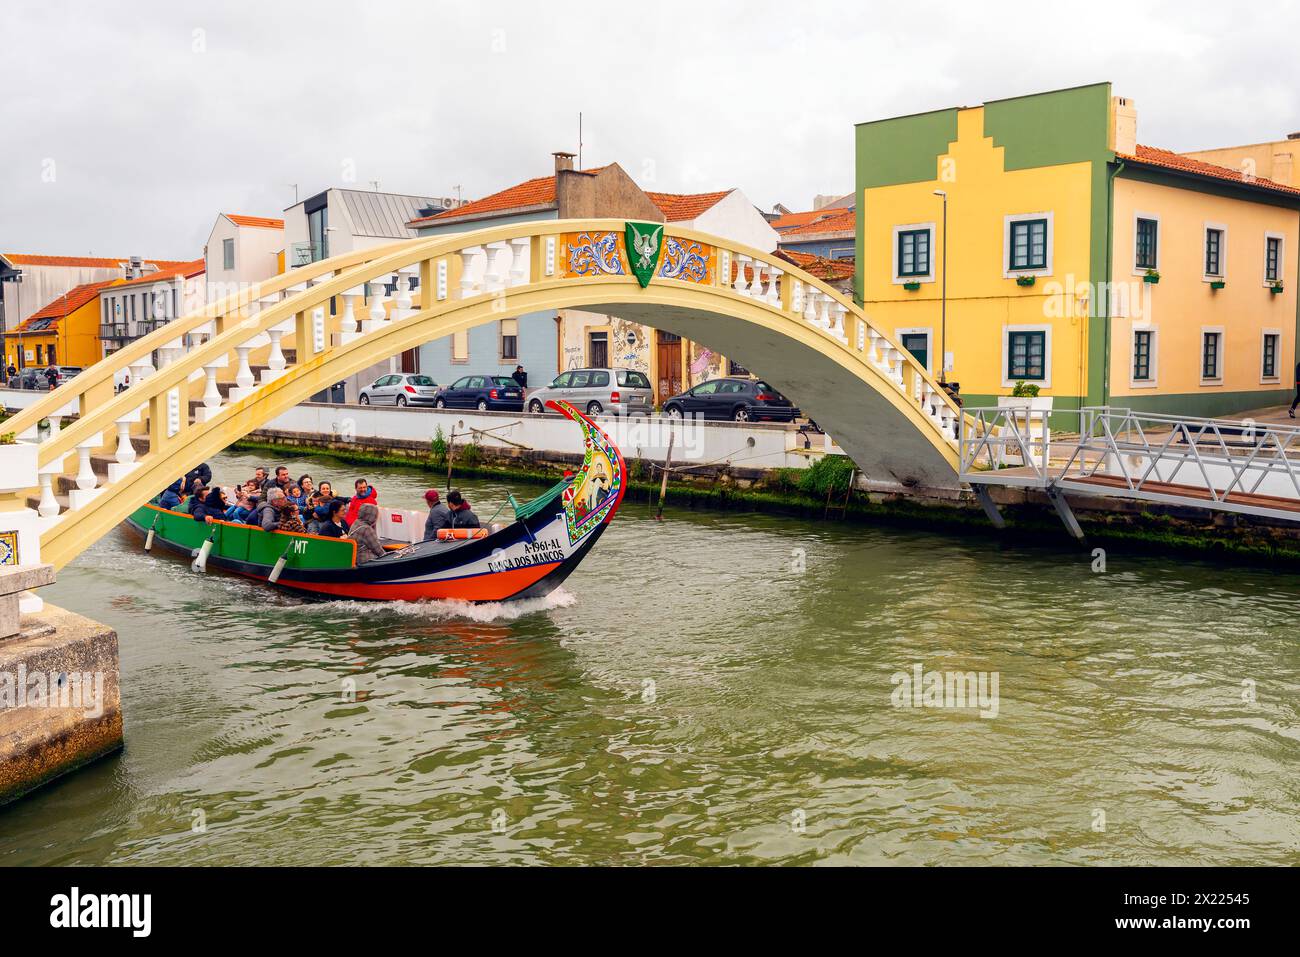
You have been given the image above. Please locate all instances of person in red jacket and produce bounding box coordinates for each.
[343,478,377,528]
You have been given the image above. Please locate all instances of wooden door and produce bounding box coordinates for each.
[656,332,682,402]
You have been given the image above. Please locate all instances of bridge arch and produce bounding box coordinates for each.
[0,220,964,570]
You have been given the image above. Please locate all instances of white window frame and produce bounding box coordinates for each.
[1263,232,1286,286]
[895,327,934,373]
[1133,211,1161,275]
[1260,328,1282,384]
[1001,323,1052,388]
[450,329,469,363]
[1129,324,1158,389]
[827,246,855,260]
[891,222,936,284]
[499,318,518,362]
[1003,211,1054,279]
[1200,325,1224,385]
[222,237,235,271]
[1202,222,1228,281]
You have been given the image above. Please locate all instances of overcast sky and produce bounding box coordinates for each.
[2,0,1296,259]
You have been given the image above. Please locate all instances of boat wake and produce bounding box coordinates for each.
[299,587,578,623]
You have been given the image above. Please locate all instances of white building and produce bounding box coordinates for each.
[98,259,206,359]
[204,213,284,304]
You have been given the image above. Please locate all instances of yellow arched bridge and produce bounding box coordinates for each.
[0,219,963,570]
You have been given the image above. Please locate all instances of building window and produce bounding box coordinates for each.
[1133,329,1153,382]
[1263,332,1279,380]
[1007,330,1046,381]
[897,229,931,278]
[588,330,609,367]
[1205,227,1223,277]
[1266,235,1283,282]
[1202,330,1222,381]
[451,330,469,362]
[1136,217,1158,270]
[222,238,235,270]
[828,246,855,260]
[500,318,518,361]
[1008,218,1048,271]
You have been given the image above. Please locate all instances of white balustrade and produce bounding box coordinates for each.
[202,364,222,408]
[233,344,255,395]
[803,289,819,325]
[791,280,805,315]
[831,302,847,341]
[764,268,782,307]
[733,255,750,295]
[37,473,59,518]
[394,267,416,317]
[363,281,388,332]
[114,419,136,464]
[509,238,530,287]
[484,242,509,293]
[267,329,287,371]
[341,288,363,334]
[75,443,97,491]
[460,246,485,297]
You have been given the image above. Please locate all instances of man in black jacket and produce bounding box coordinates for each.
[512,365,527,388]
[422,489,453,540]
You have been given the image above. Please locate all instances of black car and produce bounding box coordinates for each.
[662,377,799,422]
[434,375,525,411]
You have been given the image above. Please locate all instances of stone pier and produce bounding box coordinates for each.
[0,564,123,806]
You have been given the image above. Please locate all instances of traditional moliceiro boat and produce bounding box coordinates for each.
[123,401,625,602]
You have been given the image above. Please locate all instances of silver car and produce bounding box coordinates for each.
[358,372,439,406]
[526,367,653,416]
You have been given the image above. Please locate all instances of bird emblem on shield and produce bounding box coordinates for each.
[625,221,664,288]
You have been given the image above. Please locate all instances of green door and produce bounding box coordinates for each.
[901,333,929,371]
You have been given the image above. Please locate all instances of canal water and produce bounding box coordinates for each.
[2,448,1298,865]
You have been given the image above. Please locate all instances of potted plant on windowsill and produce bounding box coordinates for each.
[1209,279,1226,290]
[1143,269,1160,284]
[902,281,922,291]
[997,380,1053,412]
[1015,274,1036,287]
[1269,280,1285,295]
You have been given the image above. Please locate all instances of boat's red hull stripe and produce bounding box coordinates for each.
[277,561,562,601]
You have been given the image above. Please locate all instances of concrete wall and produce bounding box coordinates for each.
[258,402,827,471]
[204,218,284,303]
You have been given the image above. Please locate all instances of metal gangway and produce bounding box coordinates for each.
[958,405,1300,537]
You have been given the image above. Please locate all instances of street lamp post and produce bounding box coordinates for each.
[933,190,948,384]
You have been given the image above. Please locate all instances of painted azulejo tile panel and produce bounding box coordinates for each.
[658,236,714,284]
[0,530,18,566]
[562,232,627,279]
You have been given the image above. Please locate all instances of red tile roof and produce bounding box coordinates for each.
[225,213,285,229]
[1122,145,1300,196]
[645,189,732,221]
[777,249,855,281]
[110,258,206,289]
[19,279,117,326]
[770,209,843,232]
[778,209,855,238]
[410,169,610,225]
[2,254,197,270]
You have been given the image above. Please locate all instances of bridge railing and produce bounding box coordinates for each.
[958,406,1052,484]
[1,218,963,568]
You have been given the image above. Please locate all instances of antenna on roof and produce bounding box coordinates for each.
[578,112,583,168]
[288,183,299,204]
[370,180,381,192]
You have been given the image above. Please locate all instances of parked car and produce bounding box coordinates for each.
[526,368,653,416]
[43,365,82,387]
[434,375,524,411]
[662,377,800,422]
[359,373,439,406]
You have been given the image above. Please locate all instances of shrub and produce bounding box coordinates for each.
[1010,380,1040,398]
[430,426,448,467]
[798,455,856,498]
[458,439,483,468]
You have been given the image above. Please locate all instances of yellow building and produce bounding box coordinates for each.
[3,278,120,371]
[855,83,1300,419]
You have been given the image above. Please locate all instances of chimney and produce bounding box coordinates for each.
[553,151,576,173]
[126,256,144,280]
[1112,96,1138,156]
[1287,132,1300,140]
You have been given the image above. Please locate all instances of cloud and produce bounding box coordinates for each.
[0,0,1295,256]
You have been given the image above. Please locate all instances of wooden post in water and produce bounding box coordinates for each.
[656,432,674,522]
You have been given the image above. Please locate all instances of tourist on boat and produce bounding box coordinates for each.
[225,488,253,524]
[263,466,293,495]
[250,466,268,488]
[344,479,377,527]
[298,476,315,500]
[278,502,308,535]
[159,478,185,510]
[348,503,386,564]
[318,480,336,501]
[287,484,306,508]
[308,500,346,537]
[446,489,481,529]
[184,486,208,515]
[247,488,286,530]
[193,487,229,523]
[422,489,452,540]
[185,462,212,489]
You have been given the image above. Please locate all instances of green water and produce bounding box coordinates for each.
[1,448,1297,865]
